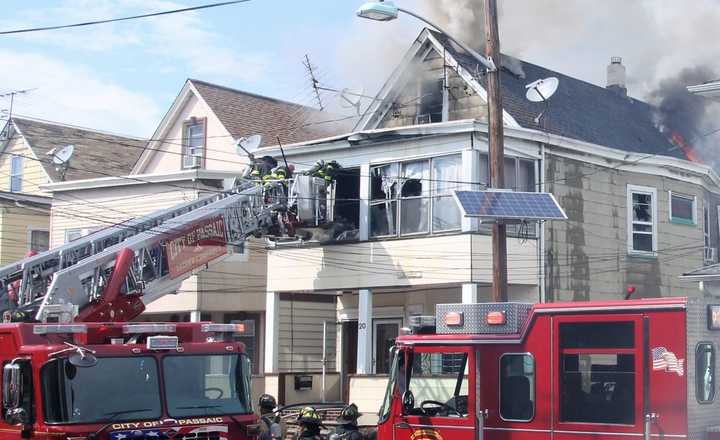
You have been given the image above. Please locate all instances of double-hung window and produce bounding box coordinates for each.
[370,155,462,238]
[182,118,205,169]
[669,192,695,225]
[704,202,715,264]
[696,343,716,403]
[10,156,23,192]
[627,185,657,255]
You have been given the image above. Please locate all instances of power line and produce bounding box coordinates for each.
[0,1,251,36]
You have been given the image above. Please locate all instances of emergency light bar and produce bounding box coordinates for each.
[33,324,87,335]
[409,315,436,334]
[147,335,179,350]
[202,323,248,334]
[123,323,176,334]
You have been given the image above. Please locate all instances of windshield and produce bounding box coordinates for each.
[378,348,401,423]
[163,354,252,417]
[42,357,161,424]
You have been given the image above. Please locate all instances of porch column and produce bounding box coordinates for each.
[462,283,479,304]
[264,291,280,374]
[359,163,371,241]
[190,310,202,322]
[356,288,373,374]
[461,149,481,232]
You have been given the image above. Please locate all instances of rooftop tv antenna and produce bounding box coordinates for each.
[339,87,365,115]
[525,77,559,125]
[47,144,74,181]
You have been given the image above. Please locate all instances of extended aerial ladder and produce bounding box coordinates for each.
[0,175,334,324]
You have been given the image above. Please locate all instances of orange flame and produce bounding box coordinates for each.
[671,132,701,163]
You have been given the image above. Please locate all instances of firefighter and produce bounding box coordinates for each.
[295,406,323,440]
[307,160,341,182]
[249,155,278,180]
[330,404,363,440]
[258,394,283,440]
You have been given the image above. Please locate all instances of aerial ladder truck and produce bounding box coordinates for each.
[0,171,335,439]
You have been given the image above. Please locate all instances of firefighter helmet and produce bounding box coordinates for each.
[259,394,277,411]
[297,406,322,425]
[336,403,362,424]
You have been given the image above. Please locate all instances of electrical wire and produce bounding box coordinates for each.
[0,0,252,35]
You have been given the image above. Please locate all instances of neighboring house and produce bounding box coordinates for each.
[43,79,342,385]
[0,116,145,263]
[250,28,720,413]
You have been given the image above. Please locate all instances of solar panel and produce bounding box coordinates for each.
[453,191,567,221]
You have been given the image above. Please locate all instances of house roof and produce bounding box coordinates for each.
[428,31,682,159]
[0,190,51,208]
[361,29,682,160]
[189,79,344,147]
[9,117,146,181]
[681,263,720,280]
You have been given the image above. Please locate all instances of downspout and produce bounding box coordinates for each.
[538,143,546,303]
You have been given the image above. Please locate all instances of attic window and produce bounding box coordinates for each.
[10,156,23,192]
[182,118,206,169]
[417,78,444,124]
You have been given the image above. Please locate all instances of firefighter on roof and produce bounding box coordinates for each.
[307,160,341,181]
[330,404,363,440]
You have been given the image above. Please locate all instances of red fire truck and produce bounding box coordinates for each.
[377,297,720,440]
[0,175,335,439]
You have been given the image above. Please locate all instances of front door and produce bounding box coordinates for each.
[393,346,477,440]
[374,318,401,374]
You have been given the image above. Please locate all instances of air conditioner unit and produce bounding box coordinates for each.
[704,247,717,264]
[184,154,202,168]
[416,114,431,125]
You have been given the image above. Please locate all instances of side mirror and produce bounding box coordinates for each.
[2,363,22,410]
[401,390,414,413]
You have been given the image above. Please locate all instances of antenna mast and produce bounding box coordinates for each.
[303,54,325,111]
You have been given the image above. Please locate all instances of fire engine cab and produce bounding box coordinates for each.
[377,297,720,440]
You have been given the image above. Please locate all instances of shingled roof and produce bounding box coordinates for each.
[190,79,344,146]
[9,117,146,181]
[429,31,682,158]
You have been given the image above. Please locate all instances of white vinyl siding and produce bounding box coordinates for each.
[627,185,657,256]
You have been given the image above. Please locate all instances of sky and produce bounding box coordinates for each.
[1,1,719,138]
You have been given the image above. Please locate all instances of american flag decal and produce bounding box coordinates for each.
[110,425,229,439]
[652,346,684,376]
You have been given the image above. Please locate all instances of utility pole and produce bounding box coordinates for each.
[484,0,508,302]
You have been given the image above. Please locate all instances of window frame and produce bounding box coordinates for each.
[10,155,23,192]
[668,191,696,225]
[498,352,536,422]
[554,315,643,430]
[627,185,658,256]
[370,154,463,239]
[705,202,715,264]
[27,227,49,253]
[695,342,716,404]
[181,117,207,169]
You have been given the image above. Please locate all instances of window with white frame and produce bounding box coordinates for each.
[627,185,657,255]
[705,202,715,264]
[370,155,461,238]
[29,229,49,253]
[669,192,696,225]
[182,118,205,169]
[65,227,99,243]
[10,156,23,192]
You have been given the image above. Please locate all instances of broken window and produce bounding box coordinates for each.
[370,164,399,237]
[400,160,430,234]
[370,155,462,238]
[628,185,656,254]
[416,78,444,124]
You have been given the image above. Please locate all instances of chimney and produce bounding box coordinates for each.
[606,56,627,97]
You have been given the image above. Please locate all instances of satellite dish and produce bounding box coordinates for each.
[525,77,560,102]
[52,144,74,165]
[235,135,262,157]
[69,351,97,368]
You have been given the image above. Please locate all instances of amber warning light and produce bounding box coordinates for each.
[486,311,507,325]
[708,305,720,331]
[444,312,464,327]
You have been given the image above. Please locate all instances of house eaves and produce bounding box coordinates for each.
[687,80,720,98]
[41,169,239,193]
[0,190,51,208]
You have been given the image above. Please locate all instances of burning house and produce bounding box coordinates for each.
[254,28,720,413]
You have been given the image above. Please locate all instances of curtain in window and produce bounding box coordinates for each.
[432,155,462,231]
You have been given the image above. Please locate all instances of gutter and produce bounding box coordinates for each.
[14,201,50,214]
[41,169,240,192]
